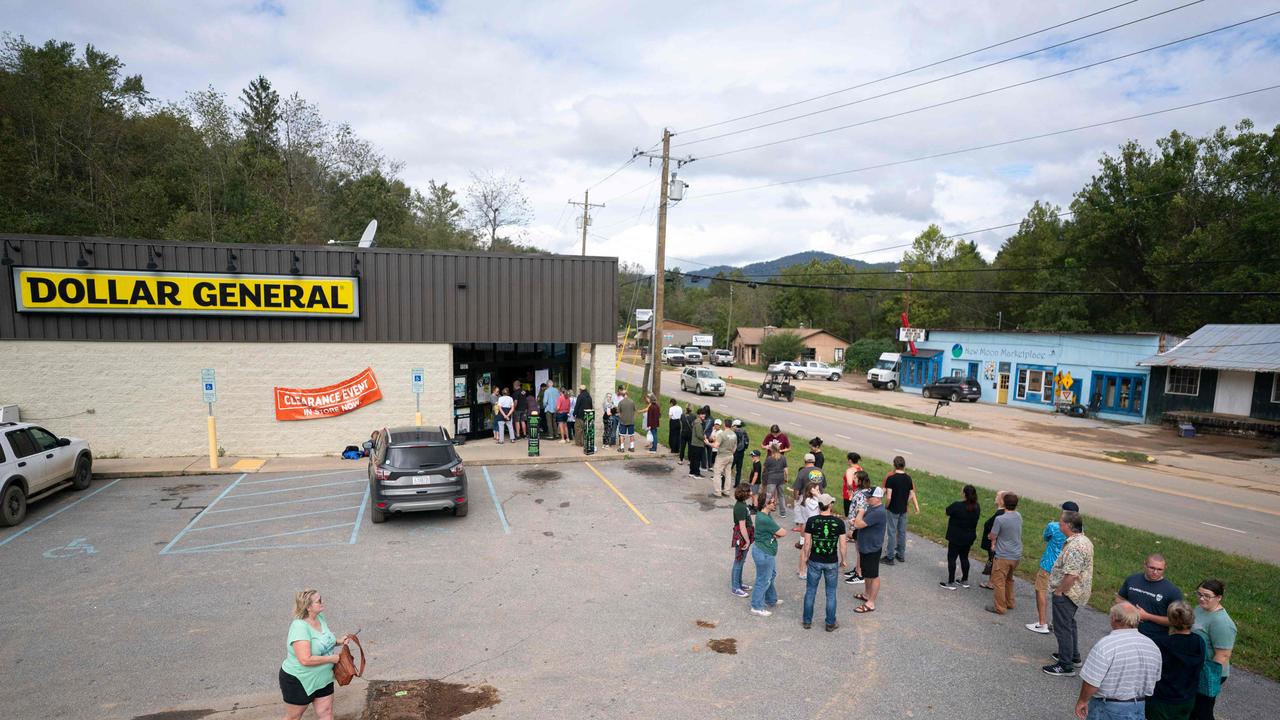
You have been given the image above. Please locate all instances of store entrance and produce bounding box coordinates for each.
[451,343,574,440]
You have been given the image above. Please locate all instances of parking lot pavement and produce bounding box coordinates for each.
[2,462,1277,719]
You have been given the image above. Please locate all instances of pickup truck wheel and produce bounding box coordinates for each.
[71,455,92,490]
[1,483,26,527]
[829,373,841,382]
[794,371,806,379]
[887,380,898,390]
[370,504,386,524]
[950,391,960,402]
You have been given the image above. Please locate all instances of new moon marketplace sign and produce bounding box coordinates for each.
[12,267,359,318]
[275,368,382,421]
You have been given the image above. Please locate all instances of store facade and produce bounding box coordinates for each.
[0,234,617,456]
[900,330,1177,423]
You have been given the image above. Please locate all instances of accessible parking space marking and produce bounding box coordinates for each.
[0,479,121,549]
[585,462,650,525]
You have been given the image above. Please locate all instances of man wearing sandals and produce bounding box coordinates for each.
[852,486,888,614]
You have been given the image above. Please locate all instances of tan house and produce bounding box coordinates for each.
[732,326,850,366]
[635,318,703,349]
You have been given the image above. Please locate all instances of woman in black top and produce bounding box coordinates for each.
[978,489,1006,590]
[941,485,981,589]
[808,437,824,469]
[678,405,695,461]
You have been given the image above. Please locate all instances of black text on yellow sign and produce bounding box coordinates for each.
[12,267,360,318]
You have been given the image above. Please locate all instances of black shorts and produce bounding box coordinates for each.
[859,552,881,579]
[280,667,334,706]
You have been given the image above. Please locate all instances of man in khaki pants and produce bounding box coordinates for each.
[986,492,1023,614]
[708,418,737,497]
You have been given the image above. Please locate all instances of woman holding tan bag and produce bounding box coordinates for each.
[280,588,353,720]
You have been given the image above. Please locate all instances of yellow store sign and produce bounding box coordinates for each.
[12,267,360,318]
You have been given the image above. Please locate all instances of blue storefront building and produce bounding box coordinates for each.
[899,330,1179,423]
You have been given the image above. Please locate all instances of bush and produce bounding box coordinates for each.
[843,337,899,373]
[760,331,805,365]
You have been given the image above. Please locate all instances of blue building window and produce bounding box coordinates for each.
[1090,371,1146,415]
[1014,364,1056,404]
[901,352,942,387]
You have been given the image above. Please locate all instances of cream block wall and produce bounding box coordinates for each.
[0,341,453,457]
[589,343,617,412]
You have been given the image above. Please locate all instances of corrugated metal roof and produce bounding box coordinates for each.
[1138,324,1280,372]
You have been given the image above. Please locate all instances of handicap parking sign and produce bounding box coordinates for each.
[201,368,216,403]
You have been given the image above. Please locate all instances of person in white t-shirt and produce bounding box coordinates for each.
[667,399,684,457]
[496,389,516,444]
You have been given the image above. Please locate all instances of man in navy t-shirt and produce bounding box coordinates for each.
[1115,553,1183,640]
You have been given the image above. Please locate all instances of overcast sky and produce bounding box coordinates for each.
[8,0,1280,272]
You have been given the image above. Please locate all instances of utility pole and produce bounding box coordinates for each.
[634,129,693,399]
[568,190,604,256]
[725,284,734,352]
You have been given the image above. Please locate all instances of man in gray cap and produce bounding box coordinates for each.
[708,418,737,497]
[1028,500,1081,634]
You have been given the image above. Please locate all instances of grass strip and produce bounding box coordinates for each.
[618,380,1279,682]
[1104,450,1157,464]
[723,377,971,430]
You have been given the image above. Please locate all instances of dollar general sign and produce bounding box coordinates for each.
[12,267,359,319]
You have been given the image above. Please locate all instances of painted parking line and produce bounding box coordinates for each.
[482,466,512,534]
[205,491,367,514]
[225,478,364,498]
[585,461,650,525]
[165,522,356,554]
[0,479,121,549]
[966,466,993,475]
[186,505,363,533]
[237,469,359,486]
[349,483,371,545]
[160,474,246,555]
[1201,521,1248,535]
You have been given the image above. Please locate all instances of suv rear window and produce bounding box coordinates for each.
[387,445,455,468]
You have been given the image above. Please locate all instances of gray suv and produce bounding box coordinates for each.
[365,426,468,523]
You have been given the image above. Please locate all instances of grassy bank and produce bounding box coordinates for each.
[619,380,1279,682]
[723,377,971,430]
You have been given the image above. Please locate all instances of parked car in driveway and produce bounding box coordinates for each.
[680,367,726,396]
[365,426,468,523]
[710,349,734,366]
[682,346,704,364]
[767,360,841,381]
[1,422,93,526]
[661,346,686,365]
[922,376,982,402]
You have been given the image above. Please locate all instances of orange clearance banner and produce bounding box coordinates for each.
[274,368,383,421]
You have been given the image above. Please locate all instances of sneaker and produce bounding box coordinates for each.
[844,570,858,578]
[739,584,752,591]
[750,608,772,617]
[844,574,864,585]
[939,581,958,591]
[896,556,906,562]
[1025,622,1051,634]
[732,588,749,597]
[825,622,839,632]
[959,579,971,588]
[629,445,635,451]
[1052,652,1082,665]
[802,622,812,629]
[1042,663,1077,677]
[768,599,784,607]
[881,558,896,566]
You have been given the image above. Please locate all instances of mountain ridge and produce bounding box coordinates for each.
[678,251,898,285]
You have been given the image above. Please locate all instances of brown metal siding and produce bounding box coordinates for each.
[0,234,617,344]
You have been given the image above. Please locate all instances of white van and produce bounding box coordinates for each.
[866,352,901,390]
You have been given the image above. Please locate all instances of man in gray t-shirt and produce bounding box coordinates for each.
[986,493,1023,615]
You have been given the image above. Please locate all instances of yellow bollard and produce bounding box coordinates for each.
[207,415,219,470]
[415,411,423,426]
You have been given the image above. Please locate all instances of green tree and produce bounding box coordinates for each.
[237,75,280,157]
[760,330,805,364]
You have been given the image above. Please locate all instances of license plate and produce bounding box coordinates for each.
[412,476,432,485]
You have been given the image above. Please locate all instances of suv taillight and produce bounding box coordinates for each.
[451,463,465,477]
[374,465,391,481]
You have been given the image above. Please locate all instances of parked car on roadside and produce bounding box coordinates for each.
[710,349,734,366]
[682,346,704,364]
[365,426,468,523]
[922,376,982,402]
[768,360,841,381]
[661,346,686,365]
[1,422,94,527]
[680,367,727,396]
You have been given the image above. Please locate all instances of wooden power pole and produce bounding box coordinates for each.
[568,190,604,256]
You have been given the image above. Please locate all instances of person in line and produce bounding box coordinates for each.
[490,385,502,442]
[852,486,887,613]
[1116,553,1184,642]
[708,418,737,496]
[986,492,1023,615]
[667,399,684,458]
[881,456,919,565]
[978,489,1007,590]
[514,385,529,439]
[792,480,822,575]
[800,493,847,631]
[542,381,561,440]
[601,391,617,446]
[730,485,755,597]
[841,452,863,518]
[686,407,706,477]
[1044,509,1093,677]
[573,384,593,447]
[1190,579,1236,719]
[762,440,788,517]
[524,384,540,438]
[556,387,572,443]
[747,449,763,508]
[496,388,516,444]
[843,469,873,586]
[701,406,716,470]
[761,424,791,457]
[731,419,749,487]
[940,484,980,590]
[644,393,660,452]
[1073,603,1161,720]
[749,491,788,617]
[679,404,695,462]
[1028,500,1079,633]
[792,452,825,503]
[615,386,636,452]
[280,589,353,720]
[1147,601,1206,720]
[808,436,824,470]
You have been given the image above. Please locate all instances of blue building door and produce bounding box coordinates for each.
[1089,371,1146,416]
[966,362,979,380]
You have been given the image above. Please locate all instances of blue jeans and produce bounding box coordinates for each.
[883,511,908,560]
[1087,697,1145,720]
[731,550,750,591]
[648,428,658,451]
[802,561,839,626]
[750,545,778,610]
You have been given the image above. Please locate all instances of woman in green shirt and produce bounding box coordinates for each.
[1191,578,1237,720]
[749,492,789,616]
[731,485,755,596]
[280,589,353,719]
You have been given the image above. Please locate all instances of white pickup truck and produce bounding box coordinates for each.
[766,360,842,381]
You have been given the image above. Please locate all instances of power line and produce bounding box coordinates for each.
[688,84,1280,200]
[676,0,1199,147]
[676,0,1143,136]
[693,11,1280,161]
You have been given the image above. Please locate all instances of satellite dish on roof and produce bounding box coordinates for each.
[358,219,377,248]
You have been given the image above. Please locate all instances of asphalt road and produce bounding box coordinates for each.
[624,364,1280,563]
[2,465,1276,720]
